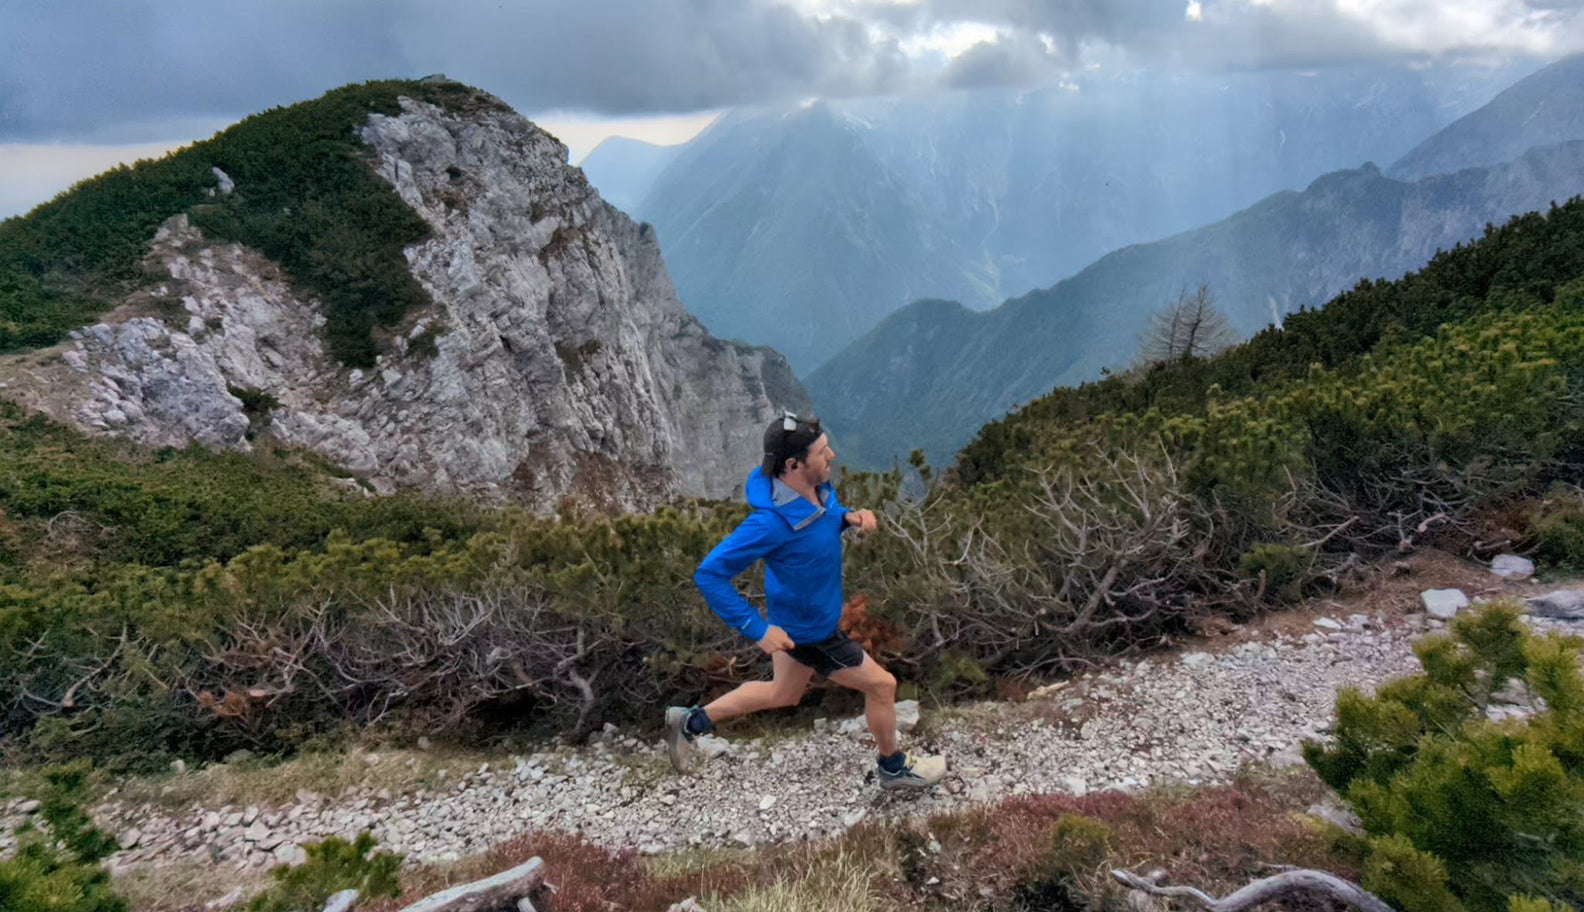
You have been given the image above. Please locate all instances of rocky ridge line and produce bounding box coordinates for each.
[0,91,807,510]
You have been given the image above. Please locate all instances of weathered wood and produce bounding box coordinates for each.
[1112,868,1394,912]
[397,857,545,912]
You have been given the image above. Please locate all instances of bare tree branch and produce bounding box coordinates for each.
[1137,284,1236,365]
[1112,868,1395,912]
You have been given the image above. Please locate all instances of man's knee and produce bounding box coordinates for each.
[768,685,805,708]
[867,669,897,701]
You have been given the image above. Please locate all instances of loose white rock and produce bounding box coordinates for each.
[1422,589,1470,619]
[1529,589,1584,620]
[838,716,868,738]
[895,700,921,733]
[273,842,308,866]
[1491,554,1535,580]
[695,735,731,759]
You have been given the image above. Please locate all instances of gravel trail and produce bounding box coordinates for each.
[61,610,1440,873]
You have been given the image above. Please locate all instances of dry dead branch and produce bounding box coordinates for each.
[1112,868,1394,912]
[396,856,545,912]
[882,441,1236,677]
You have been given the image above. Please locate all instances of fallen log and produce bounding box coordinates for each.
[1111,868,1393,912]
[396,857,545,912]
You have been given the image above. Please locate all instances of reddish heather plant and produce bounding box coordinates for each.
[359,777,1345,912]
[917,779,1349,908]
[361,831,763,912]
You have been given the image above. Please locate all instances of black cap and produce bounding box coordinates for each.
[762,412,822,477]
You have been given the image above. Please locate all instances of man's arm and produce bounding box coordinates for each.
[844,509,878,533]
[694,511,782,644]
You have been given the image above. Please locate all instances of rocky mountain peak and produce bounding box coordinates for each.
[1,90,808,511]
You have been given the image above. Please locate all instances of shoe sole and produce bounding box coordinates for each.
[664,707,693,773]
[879,778,940,791]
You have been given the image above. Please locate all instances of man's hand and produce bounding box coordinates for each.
[845,508,878,534]
[756,625,795,654]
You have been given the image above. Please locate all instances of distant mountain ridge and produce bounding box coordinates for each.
[586,60,1540,372]
[809,139,1584,470]
[1389,53,1584,180]
[631,102,988,372]
[579,135,681,215]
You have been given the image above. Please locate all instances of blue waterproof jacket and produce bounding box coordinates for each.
[694,467,851,645]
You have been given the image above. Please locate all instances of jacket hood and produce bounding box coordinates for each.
[745,467,832,531]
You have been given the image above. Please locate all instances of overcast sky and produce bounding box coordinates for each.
[2,0,1581,217]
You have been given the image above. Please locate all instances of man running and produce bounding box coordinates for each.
[666,412,947,790]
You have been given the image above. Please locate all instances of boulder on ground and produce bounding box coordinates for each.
[896,699,921,733]
[1528,589,1584,620]
[1491,554,1535,580]
[1421,589,1469,619]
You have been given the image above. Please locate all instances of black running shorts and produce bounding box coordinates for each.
[786,629,867,676]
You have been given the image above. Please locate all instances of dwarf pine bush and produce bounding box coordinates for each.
[1304,601,1584,911]
[0,763,128,912]
[246,832,401,912]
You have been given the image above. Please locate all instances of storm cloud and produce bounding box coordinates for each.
[2,0,1581,142]
[0,0,909,141]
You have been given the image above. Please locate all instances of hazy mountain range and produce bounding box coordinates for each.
[1389,54,1584,180]
[806,55,1584,469]
[585,59,1541,371]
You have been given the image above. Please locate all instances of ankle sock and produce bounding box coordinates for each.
[878,751,907,774]
[684,706,713,735]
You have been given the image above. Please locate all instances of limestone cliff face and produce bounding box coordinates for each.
[4,95,808,510]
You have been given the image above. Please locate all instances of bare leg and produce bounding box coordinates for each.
[703,651,815,724]
[827,654,899,756]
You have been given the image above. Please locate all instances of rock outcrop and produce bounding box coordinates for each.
[2,93,808,511]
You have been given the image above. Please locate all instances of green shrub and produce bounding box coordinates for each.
[1238,542,1312,601]
[228,386,280,439]
[227,385,279,420]
[1304,600,1584,911]
[246,832,401,912]
[407,322,444,359]
[0,497,758,764]
[1013,814,1116,911]
[0,762,128,912]
[1046,814,1114,877]
[1528,487,1584,573]
[0,399,488,568]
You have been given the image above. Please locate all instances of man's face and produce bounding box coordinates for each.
[789,433,835,485]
